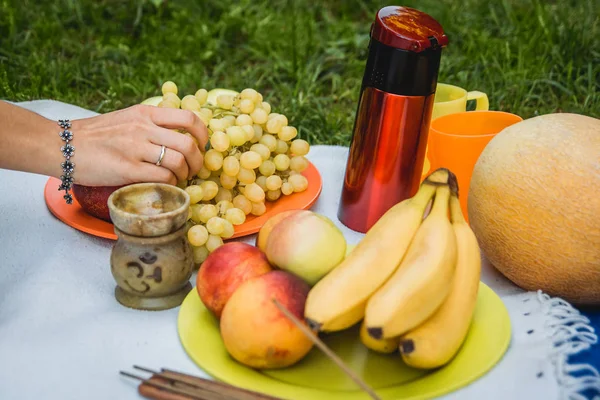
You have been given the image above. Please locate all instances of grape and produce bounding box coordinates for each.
[278,126,298,141]
[252,125,263,143]
[266,117,283,134]
[190,204,203,223]
[259,134,277,151]
[158,100,178,108]
[277,114,288,127]
[255,92,264,104]
[281,181,294,195]
[195,88,208,105]
[244,182,266,202]
[240,88,259,103]
[222,156,240,177]
[239,99,255,114]
[289,174,309,192]
[273,154,291,171]
[261,102,271,114]
[206,235,224,252]
[256,175,268,191]
[217,95,234,110]
[233,194,252,215]
[226,126,247,146]
[181,95,201,111]
[206,216,226,235]
[209,118,225,132]
[223,115,236,128]
[197,204,218,223]
[162,92,181,108]
[266,175,282,191]
[241,125,255,141]
[200,181,219,201]
[266,189,281,202]
[221,219,235,238]
[237,168,256,184]
[220,172,237,189]
[210,131,230,152]
[187,224,209,246]
[197,166,211,179]
[214,187,233,203]
[240,151,262,169]
[162,81,178,95]
[236,114,253,126]
[193,110,210,126]
[251,201,267,216]
[192,245,209,265]
[185,185,204,204]
[290,139,310,156]
[187,207,193,220]
[289,155,309,173]
[250,143,270,160]
[258,160,276,176]
[199,107,213,120]
[250,108,268,125]
[204,149,224,171]
[225,207,246,225]
[275,139,289,154]
[216,200,234,216]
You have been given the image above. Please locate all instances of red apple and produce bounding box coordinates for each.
[72,184,125,222]
[196,242,272,319]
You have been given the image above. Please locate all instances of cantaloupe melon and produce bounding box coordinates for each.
[467,113,600,305]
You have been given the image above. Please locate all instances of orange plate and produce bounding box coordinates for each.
[44,162,323,241]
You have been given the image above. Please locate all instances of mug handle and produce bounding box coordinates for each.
[466,91,489,111]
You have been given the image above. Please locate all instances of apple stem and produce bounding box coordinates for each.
[271,299,382,400]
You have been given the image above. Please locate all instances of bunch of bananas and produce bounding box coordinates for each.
[304,168,482,369]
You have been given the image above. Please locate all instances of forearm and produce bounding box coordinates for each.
[0,100,63,178]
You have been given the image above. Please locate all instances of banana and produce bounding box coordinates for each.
[364,184,457,339]
[359,319,400,354]
[398,194,482,369]
[304,169,451,332]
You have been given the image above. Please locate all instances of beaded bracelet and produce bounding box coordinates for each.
[57,119,75,205]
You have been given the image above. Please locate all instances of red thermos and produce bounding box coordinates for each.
[337,6,448,233]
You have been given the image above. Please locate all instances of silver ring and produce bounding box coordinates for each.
[155,145,166,166]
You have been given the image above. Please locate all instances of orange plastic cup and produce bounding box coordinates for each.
[428,111,523,222]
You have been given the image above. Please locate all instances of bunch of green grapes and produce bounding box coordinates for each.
[156,81,311,266]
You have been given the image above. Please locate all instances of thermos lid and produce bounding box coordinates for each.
[371,6,448,52]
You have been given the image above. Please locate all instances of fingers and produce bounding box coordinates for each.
[131,163,177,186]
[144,106,209,149]
[143,143,189,182]
[147,127,204,179]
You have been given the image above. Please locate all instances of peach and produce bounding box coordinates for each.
[255,209,306,252]
[72,184,125,222]
[196,242,272,319]
[265,211,347,285]
[219,270,314,369]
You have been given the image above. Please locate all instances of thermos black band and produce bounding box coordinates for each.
[362,38,443,97]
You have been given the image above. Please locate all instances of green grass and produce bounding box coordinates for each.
[1,0,598,145]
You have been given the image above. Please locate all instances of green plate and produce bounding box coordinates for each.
[177,282,511,400]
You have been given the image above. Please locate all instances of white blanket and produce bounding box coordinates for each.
[0,100,598,400]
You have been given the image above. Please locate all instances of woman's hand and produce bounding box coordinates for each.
[70,104,208,186]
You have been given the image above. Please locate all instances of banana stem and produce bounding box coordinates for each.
[430,186,451,218]
[449,195,466,224]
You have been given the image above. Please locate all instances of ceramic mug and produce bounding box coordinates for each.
[428,110,523,222]
[421,83,490,178]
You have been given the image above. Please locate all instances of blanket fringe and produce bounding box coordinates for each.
[537,291,600,400]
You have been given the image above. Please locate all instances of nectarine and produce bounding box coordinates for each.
[255,209,306,252]
[72,184,124,222]
[196,242,272,319]
[220,270,314,369]
[265,211,346,285]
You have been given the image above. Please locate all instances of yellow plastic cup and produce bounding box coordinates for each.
[422,83,490,178]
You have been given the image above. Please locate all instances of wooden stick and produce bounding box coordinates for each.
[120,371,205,400]
[133,366,280,400]
[271,299,382,400]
